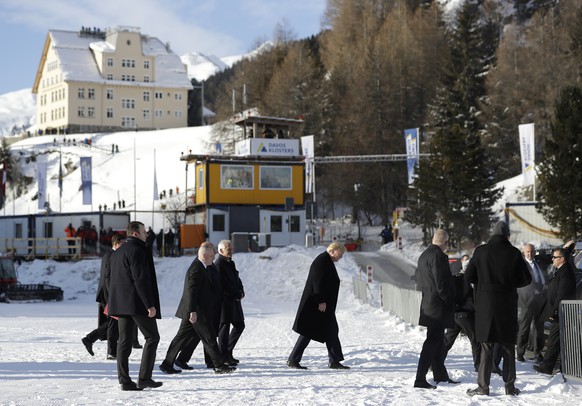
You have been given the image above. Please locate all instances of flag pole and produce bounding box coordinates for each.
[152,149,156,228]
[59,146,62,213]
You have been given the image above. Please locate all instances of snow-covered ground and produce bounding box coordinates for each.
[1,239,580,405]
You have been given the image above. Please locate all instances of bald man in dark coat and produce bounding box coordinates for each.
[288,242,348,370]
[413,229,456,389]
[465,221,531,397]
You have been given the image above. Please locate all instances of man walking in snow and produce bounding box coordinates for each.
[413,229,457,389]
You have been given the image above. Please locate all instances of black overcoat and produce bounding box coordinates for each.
[292,251,340,343]
[175,257,222,324]
[416,244,455,329]
[464,235,531,343]
[107,237,161,318]
[96,249,114,305]
[540,262,576,322]
[215,254,245,324]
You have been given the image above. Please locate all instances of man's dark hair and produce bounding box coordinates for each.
[552,247,566,258]
[127,221,144,235]
[111,233,126,245]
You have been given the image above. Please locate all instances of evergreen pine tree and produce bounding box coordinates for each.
[536,85,582,239]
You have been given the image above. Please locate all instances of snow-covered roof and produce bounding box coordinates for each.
[46,29,191,88]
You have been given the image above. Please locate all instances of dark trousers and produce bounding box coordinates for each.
[176,310,221,366]
[477,342,516,391]
[218,320,245,358]
[117,315,159,385]
[86,317,119,356]
[539,321,560,372]
[288,333,344,364]
[443,312,481,370]
[190,318,225,367]
[415,327,449,383]
[516,298,545,357]
[163,318,198,366]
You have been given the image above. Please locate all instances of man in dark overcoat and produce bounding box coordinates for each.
[108,221,162,391]
[159,243,234,374]
[82,234,124,358]
[465,221,531,397]
[288,242,348,370]
[216,239,245,365]
[413,229,456,389]
[516,243,547,362]
[533,245,576,375]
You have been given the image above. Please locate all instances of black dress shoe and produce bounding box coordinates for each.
[534,353,544,363]
[329,361,350,369]
[467,387,489,396]
[214,365,236,374]
[226,356,240,366]
[82,337,94,356]
[174,360,193,370]
[413,381,436,389]
[516,355,526,362]
[137,379,163,389]
[107,354,116,360]
[435,378,460,384]
[287,360,307,370]
[132,342,143,349]
[159,363,182,374]
[505,386,521,396]
[533,364,553,375]
[120,382,143,391]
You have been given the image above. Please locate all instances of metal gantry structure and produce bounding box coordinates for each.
[313,154,430,164]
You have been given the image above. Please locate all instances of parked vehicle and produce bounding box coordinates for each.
[0,255,63,302]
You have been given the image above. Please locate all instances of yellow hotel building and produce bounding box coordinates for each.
[32,26,192,135]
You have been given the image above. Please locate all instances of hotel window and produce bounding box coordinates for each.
[107,73,113,80]
[106,89,114,99]
[122,99,135,109]
[121,74,127,81]
[144,76,150,83]
[155,109,163,117]
[88,107,95,118]
[174,110,182,118]
[155,92,163,99]
[107,57,113,67]
[78,88,85,99]
[77,107,85,117]
[143,109,150,119]
[121,117,136,128]
[88,88,95,99]
[106,108,113,118]
[174,93,182,100]
[130,75,135,82]
[144,60,150,69]
[143,91,150,102]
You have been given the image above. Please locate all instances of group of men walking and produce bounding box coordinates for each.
[414,221,578,397]
[87,222,246,391]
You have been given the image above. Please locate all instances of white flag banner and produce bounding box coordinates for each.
[301,135,315,194]
[37,162,47,210]
[519,123,535,186]
[404,128,419,185]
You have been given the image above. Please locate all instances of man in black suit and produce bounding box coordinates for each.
[287,242,348,370]
[465,221,531,397]
[82,234,124,359]
[159,243,234,374]
[216,239,245,366]
[108,221,163,391]
[413,229,457,389]
[533,245,576,375]
[516,243,547,363]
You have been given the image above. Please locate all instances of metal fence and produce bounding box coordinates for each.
[0,237,81,260]
[351,275,422,326]
[560,300,582,381]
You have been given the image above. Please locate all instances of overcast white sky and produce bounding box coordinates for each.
[0,0,327,95]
